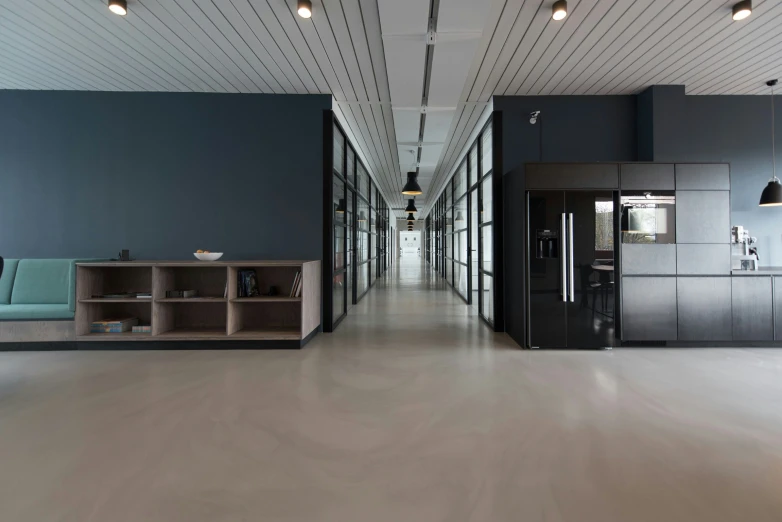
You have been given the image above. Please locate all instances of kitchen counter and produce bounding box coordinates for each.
[731,267,782,275]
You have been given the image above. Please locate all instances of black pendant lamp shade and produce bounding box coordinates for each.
[405,199,418,213]
[456,211,464,221]
[335,198,346,213]
[402,172,423,195]
[358,211,367,222]
[407,213,415,222]
[760,79,782,206]
[108,0,127,15]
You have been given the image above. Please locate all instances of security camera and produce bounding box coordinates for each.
[529,110,541,124]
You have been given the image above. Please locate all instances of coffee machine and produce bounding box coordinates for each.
[732,226,758,270]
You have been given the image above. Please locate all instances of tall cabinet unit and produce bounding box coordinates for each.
[620,163,733,343]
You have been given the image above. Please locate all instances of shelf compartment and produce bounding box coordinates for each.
[228,266,302,300]
[153,300,226,336]
[76,301,153,337]
[154,266,227,302]
[77,266,152,301]
[77,331,151,341]
[229,326,301,340]
[227,300,300,336]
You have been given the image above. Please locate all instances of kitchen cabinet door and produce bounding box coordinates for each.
[677,277,732,341]
[675,191,730,244]
[622,277,677,341]
[732,277,773,341]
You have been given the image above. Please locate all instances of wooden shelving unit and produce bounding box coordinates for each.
[75,261,321,347]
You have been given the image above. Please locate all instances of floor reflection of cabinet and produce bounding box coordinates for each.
[75,261,321,347]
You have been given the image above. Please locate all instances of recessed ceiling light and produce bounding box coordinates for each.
[297,0,312,18]
[552,0,567,21]
[732,0,751,20]
[108,0,127,16]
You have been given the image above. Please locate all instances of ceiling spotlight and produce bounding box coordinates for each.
[732,0,751,20]
[297,0,312,18]
[552,0,567,20]
[402,172,423,195]
[108,0,127,15]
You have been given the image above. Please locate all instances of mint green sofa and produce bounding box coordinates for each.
[0,259,80,320]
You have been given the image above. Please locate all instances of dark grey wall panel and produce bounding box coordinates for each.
[675,164,730,190]
[622,244,676,275]
[0,91,331,260]
[620,163,674,190]
[525,163,619,189]
[677,277,732,341]
[676,244,731,275]
[675,191,731,244]
[621,276,678,341]
[732,276,774,341]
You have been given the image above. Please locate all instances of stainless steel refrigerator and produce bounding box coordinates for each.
[527,190,618,349]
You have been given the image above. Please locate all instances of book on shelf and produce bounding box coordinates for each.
[90,317,139,333]
[92,292,151,299]
[131,325,151,333]
[296,275,303,297]
[290,272,301,297]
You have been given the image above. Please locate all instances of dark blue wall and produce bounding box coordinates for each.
[495,95,637,346]
[0,91,330,260]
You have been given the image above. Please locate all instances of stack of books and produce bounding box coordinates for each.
[131,325,151,334]
[90,317,139,333]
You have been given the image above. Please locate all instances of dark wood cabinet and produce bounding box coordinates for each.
[622,244,676,275]
[621,163,674,190]
[675,164,730,190]
[677,277,732,341]
[622,277,678,341]
[732,277,774,341]
[525,163,619,189]
[676,244,731,275]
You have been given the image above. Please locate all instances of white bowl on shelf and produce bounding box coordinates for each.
[194,252,223,261]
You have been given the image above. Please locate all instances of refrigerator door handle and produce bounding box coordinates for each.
[561,213,567,302]
[568,213,575,302]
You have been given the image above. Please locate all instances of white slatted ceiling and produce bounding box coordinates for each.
[424,0,782,215]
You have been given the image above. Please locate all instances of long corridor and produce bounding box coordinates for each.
[2,257,782,521]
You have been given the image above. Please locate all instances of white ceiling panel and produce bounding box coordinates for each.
[384,39,427,106]
[427,39,482,107]
[437,0,492,32]
[377,0,429,35]
[392,109,422,143]
[422,110,455,143]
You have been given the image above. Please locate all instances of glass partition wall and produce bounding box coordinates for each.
[423,116,502,330]
[325,116,391,332]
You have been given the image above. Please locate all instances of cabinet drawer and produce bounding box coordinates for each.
[622,277,677,341]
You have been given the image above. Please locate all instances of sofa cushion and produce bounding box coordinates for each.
[11,259,72,305]
[0,259,20,304]
[0,304,74,320]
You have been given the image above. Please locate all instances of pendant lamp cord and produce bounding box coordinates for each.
[773,83,778,182]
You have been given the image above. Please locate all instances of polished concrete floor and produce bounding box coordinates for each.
[2,257,782,521]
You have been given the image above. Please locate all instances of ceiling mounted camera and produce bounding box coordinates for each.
[530,110,541,124]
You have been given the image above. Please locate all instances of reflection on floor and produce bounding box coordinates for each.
[1,256,782,521]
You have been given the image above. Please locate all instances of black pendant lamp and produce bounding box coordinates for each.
[402,172,423,195]
[760,79,782,207]
[407,213,415,223]
[335,198,346,213]
[358,211,367,222]
[455,211,464,222]
[405,199,418,213]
